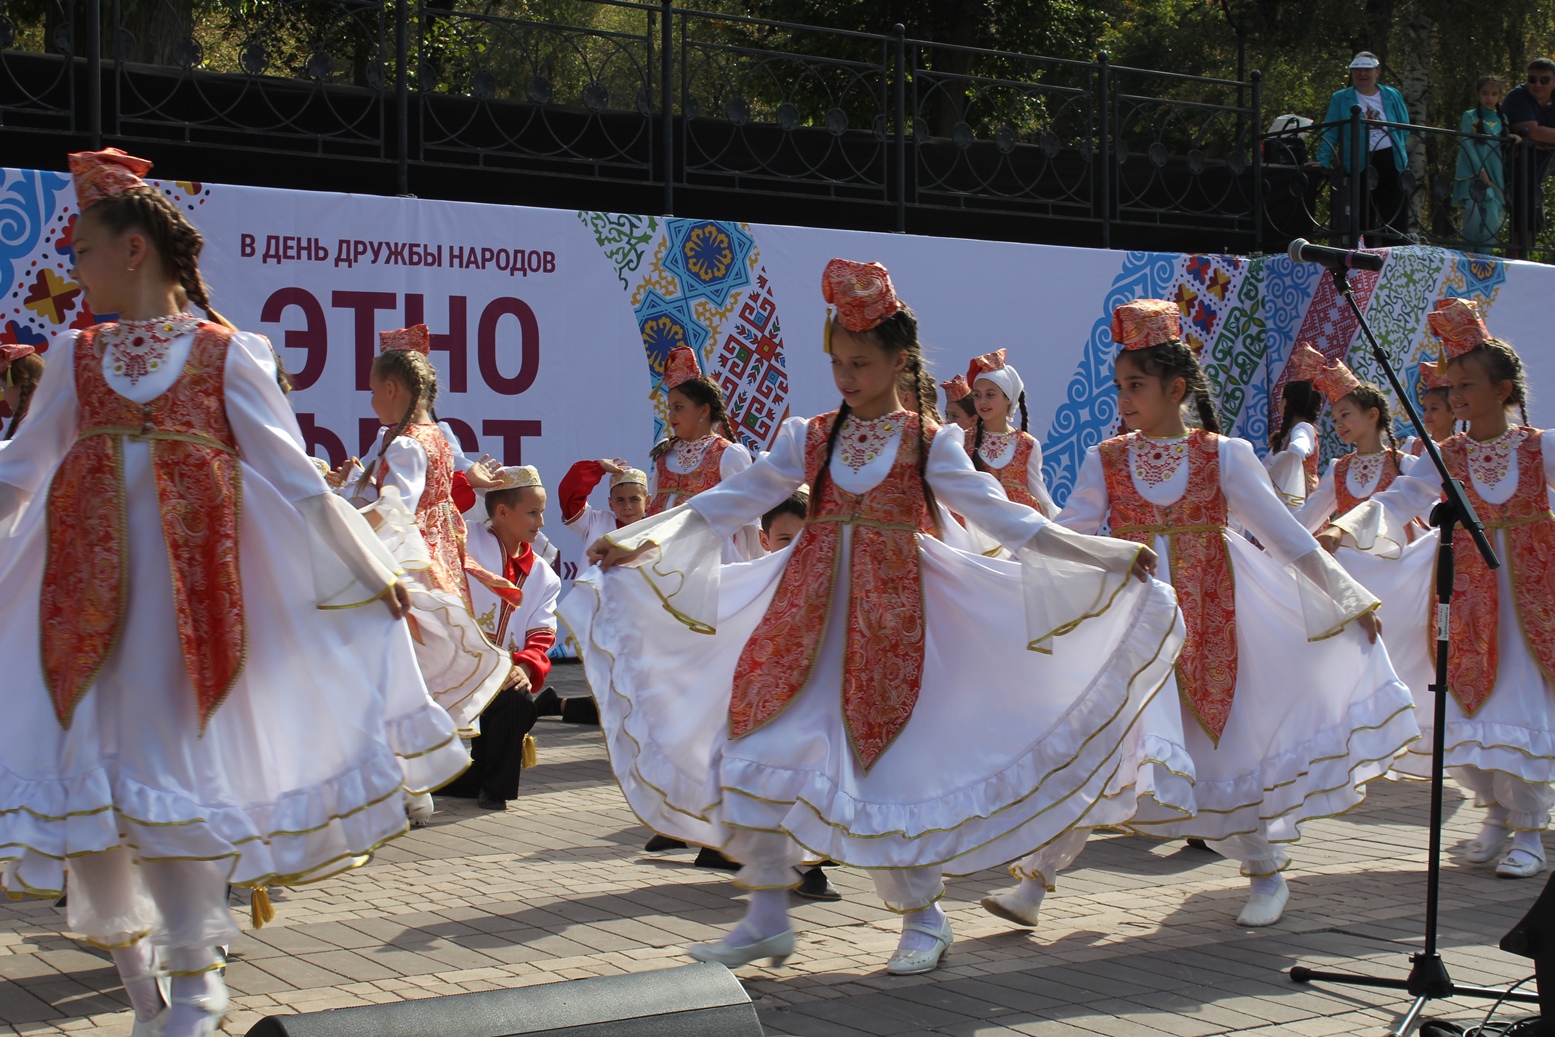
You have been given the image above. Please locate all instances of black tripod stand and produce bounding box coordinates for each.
[1286,268,1534,1036]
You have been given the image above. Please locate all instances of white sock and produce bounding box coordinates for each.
[736,888,790,943]
[1478,805,1511,842]
[1010,878,1047,907]
[109,942,164,1022]
[1248,872,1285,897]
[898,903,947,953]
[1511,830,1546,858]
[163,948,223,1037]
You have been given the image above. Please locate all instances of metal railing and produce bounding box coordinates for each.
[1266,105,1555,262]
[0,0,1288,253]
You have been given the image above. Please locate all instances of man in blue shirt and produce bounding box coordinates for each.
[1503,57,1555,257]
[1314,52,1412,246]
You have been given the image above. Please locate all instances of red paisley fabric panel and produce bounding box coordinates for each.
[998,435,1043,511]
[43,324,245,730]
[649,438,729,515]
[146,327,244,729]
[1438,437,1501,716]
[729,519,841,740]
[1303,449,1320,496]
[842,524,925,769]
[728,411,933,770]
[41,428,126,728]
[1099,431,1238,742]
[391,424,468,601]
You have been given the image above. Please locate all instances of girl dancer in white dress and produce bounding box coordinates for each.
[1290,345,1437,717]
[648,345,760,561]
[964,350,1057,517]
[1323,298,1555,879]
[0,149,466,1037]
[1266,374,1324,510]
[563,259,1189,975]
[981,300,1415,930]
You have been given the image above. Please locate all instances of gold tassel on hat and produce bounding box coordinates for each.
[522,733,537,770]
[250,887,277,928]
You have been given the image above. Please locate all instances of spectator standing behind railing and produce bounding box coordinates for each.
[1313,52,1411,246]
[1503,58,1555,259]
[1454,76,1514,252]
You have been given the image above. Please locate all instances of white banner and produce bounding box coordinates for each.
[5,168,1553,592]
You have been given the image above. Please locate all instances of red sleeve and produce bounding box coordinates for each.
[559,460,608,524]
[513,627,556,684]
[451,470,477,514]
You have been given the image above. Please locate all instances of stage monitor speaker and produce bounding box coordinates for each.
[244,962,764,1037]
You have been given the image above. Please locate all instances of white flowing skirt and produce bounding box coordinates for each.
[1370,529,1555,784]
[561,528,1191,876]
[368,492,507,735]
[0,442,469,901]
[1123,532,1419,845]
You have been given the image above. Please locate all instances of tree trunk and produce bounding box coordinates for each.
[1397,1,1431,239]
[116,0,193,66]
[927,0,986,137]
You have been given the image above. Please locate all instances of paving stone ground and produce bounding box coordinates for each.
[1,661,1548,1037]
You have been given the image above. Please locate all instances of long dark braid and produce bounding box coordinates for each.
[807,403,852,520]
[4,352,44,439]
[1017,390,1029,432]
[84,187,236,331]
[971,417,988,472]
[354,348,437,497]
[879,310,940,530]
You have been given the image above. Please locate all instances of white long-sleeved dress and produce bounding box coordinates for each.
[1052,431,1417,860]
[1332,427,1555,785]
[1266,420,1319,508]
[0,327,467,910]
[561,411,1192,880]
[347,427,509,735]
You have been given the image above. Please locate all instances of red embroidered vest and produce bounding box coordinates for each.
[1099,430,1239,743]
[1434,430,1555,716]
[1303,446,1320,496]
[42,323,243,730]
[729,412,935,770]
[378,423,468,603]
[649,436,729,515]
[1333,449,1403,515]
[966,428,1044,512]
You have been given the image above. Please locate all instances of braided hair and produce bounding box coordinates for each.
[80,187,235,331]
[810,308,941,532]
[1115,340,1222,434]
[650,375,738,461]
[1271,380,1322,452]
[354,348,439,498]
[1448,337,1532,427]
[1339,382,1399,454]
[4,352,45,440]
[970,385,1030,472]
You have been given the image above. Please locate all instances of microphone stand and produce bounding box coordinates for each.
[1286,268,1528,1037]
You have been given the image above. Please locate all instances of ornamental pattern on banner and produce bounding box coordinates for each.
[1,170,210,354]
[577,212,790,453]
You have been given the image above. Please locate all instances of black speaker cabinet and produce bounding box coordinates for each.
[244,962,763,1037]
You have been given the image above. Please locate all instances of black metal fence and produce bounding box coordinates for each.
[1266,105,1555,262]
[15,0,1538,259]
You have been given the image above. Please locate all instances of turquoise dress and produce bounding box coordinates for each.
[1454,107,1508,249]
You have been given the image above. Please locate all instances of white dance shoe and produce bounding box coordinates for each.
[979,893,1041,927]
[406,792,434,828]
[687,925,795,968]
[886,916,953,975]
[1235,882,1289,927]
[1496,848,1547,878]
[1465,826,1512,864]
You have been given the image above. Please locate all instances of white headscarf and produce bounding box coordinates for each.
[972,365,1025,427]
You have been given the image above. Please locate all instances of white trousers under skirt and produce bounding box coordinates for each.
[1452,765,1555,831]
[725,827,944,914]
[66,847,236,949]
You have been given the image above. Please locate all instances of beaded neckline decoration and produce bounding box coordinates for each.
[838,411,908,472]
[1129,433,1189,486]
[101,314,203,385]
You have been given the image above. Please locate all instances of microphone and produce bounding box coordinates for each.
[1286,238,1386,272]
